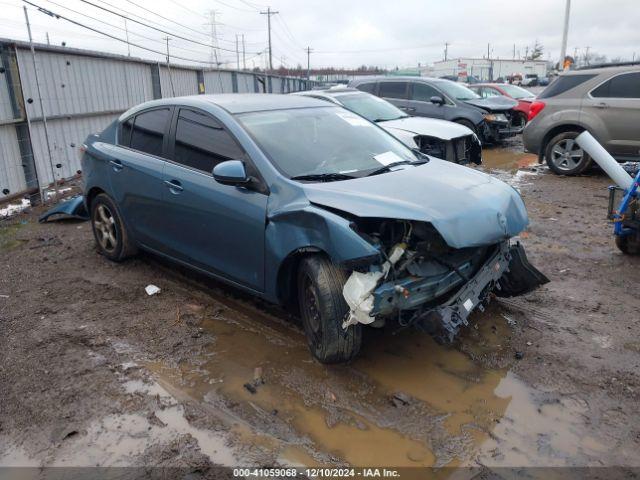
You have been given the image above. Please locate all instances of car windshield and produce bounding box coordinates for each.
[237,106,418,179]
[436,81,481,101]
[334,93,407,122]
[500,84,535,99]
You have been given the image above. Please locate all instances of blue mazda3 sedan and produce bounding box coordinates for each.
[82,94,547,363]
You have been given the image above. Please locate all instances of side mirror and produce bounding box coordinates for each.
[213,160,249,186]
[430,96,444,105]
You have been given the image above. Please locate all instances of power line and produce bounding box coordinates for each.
[123,0,212,39]
[76,0,260,54]
[22,0,248,65]
[314,42,443,54]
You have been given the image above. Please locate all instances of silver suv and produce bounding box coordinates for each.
[522,65,640,175]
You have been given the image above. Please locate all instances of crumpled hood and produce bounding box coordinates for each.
[463,97,518,112]
[381,116,473,140]
[302,159,528,249]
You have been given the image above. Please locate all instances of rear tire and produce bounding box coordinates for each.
[545,131,592,175]
[513,111,527,129]
[90,193,137,262]
[615,234,640,255]
[297,255,362,364]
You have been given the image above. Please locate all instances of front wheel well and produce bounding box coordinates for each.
[276,247,327,313]
[540,124,586,159]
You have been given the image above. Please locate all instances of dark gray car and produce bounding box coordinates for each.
[348,76,521,143]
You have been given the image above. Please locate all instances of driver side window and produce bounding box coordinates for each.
[410,83,441,102]
[173,109,245,174]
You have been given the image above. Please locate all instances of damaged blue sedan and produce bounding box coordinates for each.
[81,94,547,363]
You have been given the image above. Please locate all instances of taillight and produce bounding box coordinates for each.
[528,100,545,121]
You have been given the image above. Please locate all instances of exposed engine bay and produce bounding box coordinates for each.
[343,218,548,342]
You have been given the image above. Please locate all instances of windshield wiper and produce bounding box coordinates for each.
[366,159,427,177]
[290,172,356,182]
[373,115,409,123]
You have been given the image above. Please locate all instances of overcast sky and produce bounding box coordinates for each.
[1,0,638,69]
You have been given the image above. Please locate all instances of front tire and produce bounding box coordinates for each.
[297,255,362,364]
[545,131,592,175]
[90,193,137,262]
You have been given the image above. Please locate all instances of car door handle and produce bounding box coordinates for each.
[109,159,124,171]
[164,180,183,193]
[594,102,609,109]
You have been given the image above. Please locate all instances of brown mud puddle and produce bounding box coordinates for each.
[482,147,538,171]
[144,293,607,468]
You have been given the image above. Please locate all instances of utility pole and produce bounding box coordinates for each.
[584,45,591,65]
[45,32,50,45]
[242,34,246,70]
[24,6,55,203]
[513,44,515,60]
[305,46,313,79]
[163,36,175,96]
[235,34,240,70]
[444,42,449,61]
[260,7,279,71]
[124,18,131,56]
[559,0,571,70]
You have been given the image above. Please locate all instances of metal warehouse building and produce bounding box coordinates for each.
[0,38,315,202]
[429,58,548,81]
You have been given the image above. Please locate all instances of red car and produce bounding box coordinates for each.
[468,83,536,128]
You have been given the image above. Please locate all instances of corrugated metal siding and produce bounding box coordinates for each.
[30,113,119,186]
[0,125,27,198]
[0,74,14,121]
[15,48,154,118]
[271,76,283,94]
[159,66,198,97]
[236,73,254,93]
[203,70,234,94]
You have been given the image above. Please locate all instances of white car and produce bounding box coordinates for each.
[294,88,482,165]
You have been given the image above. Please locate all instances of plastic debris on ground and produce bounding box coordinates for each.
[145,285,161,296]
[0,198,31,219]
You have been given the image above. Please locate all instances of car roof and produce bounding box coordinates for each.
[562,65,640,76]
[351,76,442,84]
[123,93,330,117]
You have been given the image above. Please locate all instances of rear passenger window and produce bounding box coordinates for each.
[379,82,408,99]
[357,82,376,94]
[591,72,640,98]
[130,108,170,157]
[174,109,244,173]
[538,74,596,99]
[411,83,441,101]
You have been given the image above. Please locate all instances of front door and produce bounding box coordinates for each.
[161,108,268,291]
[582,72,640,159]
[406,82,447,119]
[107,107,172,249]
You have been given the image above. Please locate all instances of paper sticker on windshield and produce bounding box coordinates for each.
[374,151,403,166]
[336,111,371,127]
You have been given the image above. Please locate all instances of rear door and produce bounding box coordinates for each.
[161,107,268,291]
[406,82,448,119]
[583,71,640,158]
[378,80,410,112]
[109,107,172,249]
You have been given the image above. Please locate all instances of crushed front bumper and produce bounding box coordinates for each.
[369,242,548,342]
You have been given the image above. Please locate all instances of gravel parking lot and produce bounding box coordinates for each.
[1,141,639,473]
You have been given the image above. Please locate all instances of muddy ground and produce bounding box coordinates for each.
[0,140,639,475]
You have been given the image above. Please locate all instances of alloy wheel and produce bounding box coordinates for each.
[302,275,322,346]
[550,138,585,171]
[93,204,118,253]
